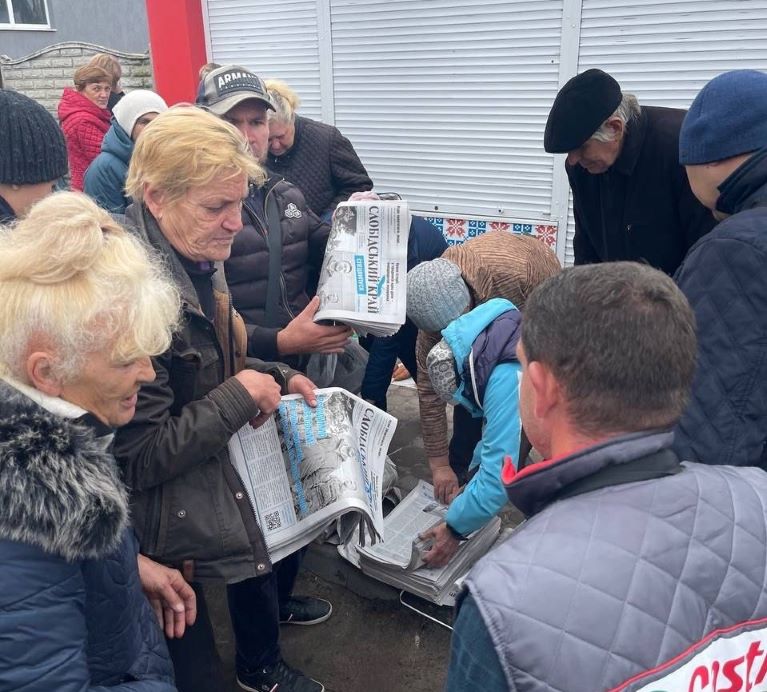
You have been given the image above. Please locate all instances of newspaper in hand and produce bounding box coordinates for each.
[314,200,410,337]
[228,388,397,563]
[340,480,502,606]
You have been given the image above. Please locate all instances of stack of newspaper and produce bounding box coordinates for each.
[228,388,397,563]
[314,200,410,336]
[339,480,501,606]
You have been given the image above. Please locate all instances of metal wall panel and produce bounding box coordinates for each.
[329,0,564,220]
[203,0,325,117]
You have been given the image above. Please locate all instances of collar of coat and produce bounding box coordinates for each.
[0,379,128,561]
[503,429,675,517]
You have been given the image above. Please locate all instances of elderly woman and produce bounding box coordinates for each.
[0,192,183,689]
[265,78,373,220]
[58,63,113,190]
[115,106,323,692]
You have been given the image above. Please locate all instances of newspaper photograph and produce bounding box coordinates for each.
[315,200,410,336]
[228,388,397,563]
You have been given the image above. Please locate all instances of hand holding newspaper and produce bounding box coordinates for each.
[228,388,397,563]
[339,480,502,606]
[314,200,410,336]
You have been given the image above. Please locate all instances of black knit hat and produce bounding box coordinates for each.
[0,88,68,185]
[544,69,623,153]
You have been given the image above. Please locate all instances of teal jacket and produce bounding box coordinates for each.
[443,298,522,536]
[84,119,133,214]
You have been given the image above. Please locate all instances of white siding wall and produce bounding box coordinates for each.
[203,0,767,263]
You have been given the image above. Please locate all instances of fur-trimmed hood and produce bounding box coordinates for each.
[0,381,128,561]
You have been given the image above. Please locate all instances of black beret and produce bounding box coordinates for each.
[544,69,623,153]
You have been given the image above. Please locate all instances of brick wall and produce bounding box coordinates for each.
[0,41,152,115]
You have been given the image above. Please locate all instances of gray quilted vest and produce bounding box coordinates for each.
[464,431,767,691]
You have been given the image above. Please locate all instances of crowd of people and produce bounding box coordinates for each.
[0,51,766,692]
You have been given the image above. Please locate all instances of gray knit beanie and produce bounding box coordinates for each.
[406,258,471,333]
[0,89,68,185]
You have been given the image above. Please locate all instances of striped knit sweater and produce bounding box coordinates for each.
[416,231,561,458]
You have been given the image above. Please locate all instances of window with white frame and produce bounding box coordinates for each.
[0,0,50,28]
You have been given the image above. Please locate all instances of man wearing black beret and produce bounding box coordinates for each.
[544,69,715,274]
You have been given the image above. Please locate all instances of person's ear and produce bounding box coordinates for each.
[607,117,625,141]
[143,183,167,221]
[527,361,561,421]
[26,351,64,397]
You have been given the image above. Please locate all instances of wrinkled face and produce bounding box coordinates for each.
[59,351,155,427]
[152,173,248,262]
[223,100,269,163]
[82,81,112,109]
[268,120,296,157]
[566,137,622,175]
[516,341,552,459]
[131,112,159,141]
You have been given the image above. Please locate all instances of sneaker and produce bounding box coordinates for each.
[279,596,333,626]
[237,659,324,692]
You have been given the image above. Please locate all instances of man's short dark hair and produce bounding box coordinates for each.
[522,262,696,436]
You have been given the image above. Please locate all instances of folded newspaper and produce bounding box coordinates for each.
[338,480,501,606]
[314,200,411,337]
[228,388,397,563]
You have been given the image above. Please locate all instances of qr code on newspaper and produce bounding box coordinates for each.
[265,511,282,531]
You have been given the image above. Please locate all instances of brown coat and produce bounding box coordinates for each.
[416,231,561,458]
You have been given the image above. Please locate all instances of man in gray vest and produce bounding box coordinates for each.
[447,262,767,692]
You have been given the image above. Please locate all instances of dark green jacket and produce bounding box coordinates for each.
[114,204,298,582]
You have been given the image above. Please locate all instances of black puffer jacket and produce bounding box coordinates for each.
[674,148,767,467]
[225,175,330,363]
[266,115,373,218]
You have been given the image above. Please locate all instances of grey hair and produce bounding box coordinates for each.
[591,93,641,142]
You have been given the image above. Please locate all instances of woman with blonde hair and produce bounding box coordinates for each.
[116,106,320,692]
[265,78,373,220]
[0,191,186,690]
[58,62,113,190]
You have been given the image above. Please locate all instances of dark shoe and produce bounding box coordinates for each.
[237,659,324,692]
[279,596,333,626]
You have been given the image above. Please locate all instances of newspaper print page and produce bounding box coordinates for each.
[359,480,447,570]
[315,200,410,325]
[228,416,300,542]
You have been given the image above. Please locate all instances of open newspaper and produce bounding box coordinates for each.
[228,388,397,563]
[339,480,501,606]
[314,200,411,336]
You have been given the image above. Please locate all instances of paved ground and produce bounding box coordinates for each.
[208,384,454,692]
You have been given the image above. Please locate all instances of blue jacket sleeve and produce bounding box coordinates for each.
[84,155,129,214]
[446,363,521,536]
[0,541,175,692]
[446,592,510,692]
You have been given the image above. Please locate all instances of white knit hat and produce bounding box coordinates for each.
[113,89,168,139]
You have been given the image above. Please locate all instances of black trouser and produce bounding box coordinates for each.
[167,550,303,692]
[449,406,484,485]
